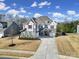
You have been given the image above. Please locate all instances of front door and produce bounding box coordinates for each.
[39,25,43,36]
[44,30,49,36]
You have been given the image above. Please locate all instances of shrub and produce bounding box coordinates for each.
[19,37,40,40]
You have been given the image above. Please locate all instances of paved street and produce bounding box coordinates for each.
[0,57,16,59]
[0,49,35,54]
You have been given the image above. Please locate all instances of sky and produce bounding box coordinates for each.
[0,0,79,22]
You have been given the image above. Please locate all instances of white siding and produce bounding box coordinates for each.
[21,21,38,38]
[0,32,3,38]
[0,23,3,28]
[0,23,4,38]
[23,21,36,32]
[49,21,57,29]
[27,21,35,31]
[49,21,57,37]
[23,24,28,29]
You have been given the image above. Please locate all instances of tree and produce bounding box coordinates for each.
[57,20,79,33]
[9,23,16,47]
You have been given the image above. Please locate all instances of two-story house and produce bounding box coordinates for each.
[21,16,57,38]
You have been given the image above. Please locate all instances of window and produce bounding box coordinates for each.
[28,25,32,29]
[48,21,50,23]
[51,25,54,28]
[45,25,48,28]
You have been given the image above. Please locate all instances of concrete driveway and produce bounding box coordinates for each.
[22,38,59,59]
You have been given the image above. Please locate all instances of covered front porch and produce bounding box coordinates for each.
[39,28,53,37]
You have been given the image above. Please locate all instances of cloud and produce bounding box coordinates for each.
[52,12,66,18]
[6,8,26,17]
[0,2,6,10]
[0,0,5,2]
[13,3,16,6]
[48,7,50,8]
[31,1,51,8]
[66,10,79,21]
[38,1,51,8]
[18,15,25,18]
[67,10,76,15]
[52,12,79,22]
[55,6,60,9]
[75,14,79,17]
[3,6,10,10]
[28,12,32,14]
[7,9,19,15]
[20,8,26,13]
[53,18,64,22]
[48,11,79,22]
[73,14,79,20]
[52,12,67,22]
[48,12,52,14]
[34,13,42,18]
[19,15,29,18]
[31,2,37,7]
[0,2,10,10]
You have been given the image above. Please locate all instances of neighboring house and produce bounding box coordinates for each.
[21,16,57,38]
[4,22,20,37]
[0,14,5,21]
[0,21,8,38]
[0,23,3,38]
[0,23,3,28]
[0,22,7,28]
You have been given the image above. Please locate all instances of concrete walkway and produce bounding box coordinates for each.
[21,38,58,59]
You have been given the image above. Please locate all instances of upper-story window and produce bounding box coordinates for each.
[28,25,32,29]
[39,25,43,30]
[45,25,48,28]
[51,25,54,29]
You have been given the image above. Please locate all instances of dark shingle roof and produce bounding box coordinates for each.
[33,16,53,25]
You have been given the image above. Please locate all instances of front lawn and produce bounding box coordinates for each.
[0,36,41,57]
[0,36,41,51]
[56,33,79,58]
